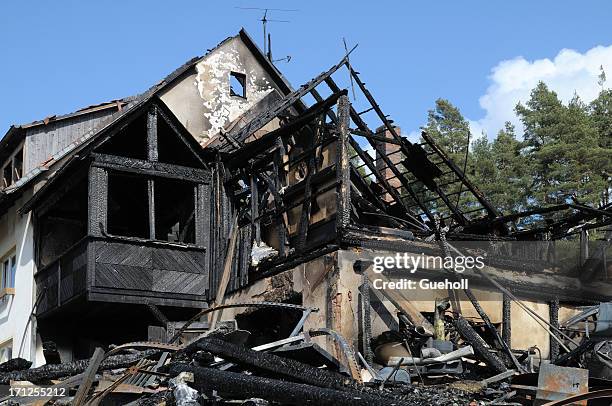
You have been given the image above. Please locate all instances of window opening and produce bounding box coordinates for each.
[230,72,247,98]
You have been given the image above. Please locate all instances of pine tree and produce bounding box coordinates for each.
[515,82,610,208]
[418,82,611,220]
[515,82,568,206]
[598,65,607,90]
[425,98,471,161]
[489,123,529,213]
[589,88,612,206]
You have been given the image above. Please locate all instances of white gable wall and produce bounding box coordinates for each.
[160,36,282,145]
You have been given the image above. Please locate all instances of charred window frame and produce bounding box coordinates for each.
[105,172,197,244]
[107,172,151,239]
[89,105,208,247]
[230,71,247,99]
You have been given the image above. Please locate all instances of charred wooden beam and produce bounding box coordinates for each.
[250,174,261,244]
[274,138,288,257]
[325,76,435,225]
[0,358,31,373]
[553,339,595,366]
[298,87,425,230]
[168,363,401,406]
[258,169,287,257]
[335,94,351,232]
[549,298,560,362]
[88,165,108,237]
[146,106,158,162]
[350,129,402,145]
[421,131,500,219]
[91,153,210,182]
[310,83,421,227]
[454,316,507,374]
[296,114,323,251]
[358,275,374,365]
[502,293,511,349]
[223,55,351,150]
[349,169,389,215]
[146,303,170,327]
[437,225,522,370]
[73,347,105,406]
[225,90,347,168]
[195,183,211,250]
[183,337,356,391]
[348,138,426,230]
[340,67,471,225]
[210,216,239,329]
[0,350,158,385]
[148,179,156,239]
[460,284,521,370]
[254,179,339,226]
[250,244,338,282]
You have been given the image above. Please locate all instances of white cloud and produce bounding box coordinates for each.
[471,45,612,138]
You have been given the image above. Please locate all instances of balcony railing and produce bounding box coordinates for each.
[35,235,208,316]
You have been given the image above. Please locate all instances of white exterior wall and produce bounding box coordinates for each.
[160,36,281,145]
[0,190,44,366]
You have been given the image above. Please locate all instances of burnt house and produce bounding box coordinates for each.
[0,28,610,367]
[0,29,294,362]
[25,99,213,349]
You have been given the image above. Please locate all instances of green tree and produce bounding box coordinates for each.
[515,82,610,208]
[420,81,611,221]
[424,98,471,163]
[589,88,612,205]
[474,122,530,214]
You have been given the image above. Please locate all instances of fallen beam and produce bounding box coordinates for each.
[0,358,31,373]
[454,317,507,373]
[183,337,355,391]
[0,350,157,385]
[73,347,105,406]
[168,363,408,406]
[368,274,435,336]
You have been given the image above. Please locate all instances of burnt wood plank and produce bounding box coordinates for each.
[91,153,210,182]
[147,106,159,162]
[152,248,205,274]
[88,290,207,308]
[148,179,155,240]
[88,166,108,237]
[335,95,351,232]
[94,264,207,295]
[95,242,153,268]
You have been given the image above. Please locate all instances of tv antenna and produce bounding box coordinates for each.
[236,7,298,62]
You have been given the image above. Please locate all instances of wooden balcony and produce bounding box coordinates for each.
[35,235,208,317]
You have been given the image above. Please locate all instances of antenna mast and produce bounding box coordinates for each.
[236,7,298,62]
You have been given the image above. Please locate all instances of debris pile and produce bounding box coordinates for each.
[0,301,609,405]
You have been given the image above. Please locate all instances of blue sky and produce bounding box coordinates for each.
[1,1,612,139]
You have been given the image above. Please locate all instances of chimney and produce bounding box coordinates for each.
[374,125,402,202]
